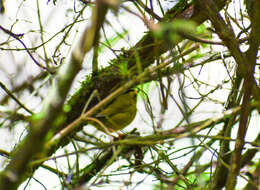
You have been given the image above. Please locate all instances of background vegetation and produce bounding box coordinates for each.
[0,0,259,189]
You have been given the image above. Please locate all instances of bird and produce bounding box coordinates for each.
[89,89,138,133]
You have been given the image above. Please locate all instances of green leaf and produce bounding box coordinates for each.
[154,19,197,44]
[99,30,128,53]
[118,61,129,75]
[196,24,207,34]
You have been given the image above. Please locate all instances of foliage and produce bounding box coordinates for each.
[0,0,260,190]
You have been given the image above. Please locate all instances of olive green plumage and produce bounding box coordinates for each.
[90,90,137,132]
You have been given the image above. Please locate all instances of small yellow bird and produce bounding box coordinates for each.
[90,90,137,133]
